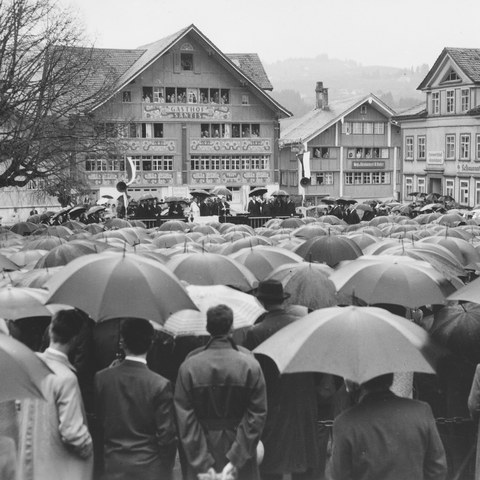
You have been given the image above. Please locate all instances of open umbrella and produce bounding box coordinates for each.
[45,252,198,324]
[0,334,52,401]
[229,246,303,281]
[10,221,40,236]
[249,187,267,197]
[86,205,106,216]
[211,186,232,198]
[220,236,272,255]
[68,205,87,219]
[189,189,211,198]
[166,252,257,291]
[330,255,457,308]
[271,189,289,197]
[0,286,51,319]
[162,285,265,336]
[295,235,363,267]
[253,306,437,384]
[447,275,480,304]
[34,242,97,268]
[265,262,337,311]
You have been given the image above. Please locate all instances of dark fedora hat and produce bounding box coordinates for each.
[253,279,290,302]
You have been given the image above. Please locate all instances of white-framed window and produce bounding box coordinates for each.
[432,92,440,114]
[241,94,249,105]
[231,157,240,170]
[445,134,456,160]
[313,172,334,185]
[344,172,353,184]
[460,134,471,160]
[352,122,363,134]
[417,177,426,193]
[260,156,269,169]
[405,137,414,160]
[354,172,363,184]
[405,176,413,197]
[363,122,374,135]
[341,122,352,134]
[445,178,454,198]
[122,91,131,103]
[374,123,385,135]
[241,158,250,170]
[476,181,480,205]
[460,180,469,205]
[461,89,470,112]
[417,136,426,160]
[476,134,480,161]
[446,90,455,114]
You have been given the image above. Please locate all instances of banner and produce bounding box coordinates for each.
[126,156,136,185]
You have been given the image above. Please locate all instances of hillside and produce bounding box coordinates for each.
[264,55,429,116]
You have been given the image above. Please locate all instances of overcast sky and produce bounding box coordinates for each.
[59,0,479,69]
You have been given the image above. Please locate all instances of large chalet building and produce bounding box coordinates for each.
[395,48,480,206]
[83,24,290,210]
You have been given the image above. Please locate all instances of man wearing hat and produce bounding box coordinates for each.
[244,280,322,480]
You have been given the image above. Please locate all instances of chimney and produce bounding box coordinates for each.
[315,81,329,110]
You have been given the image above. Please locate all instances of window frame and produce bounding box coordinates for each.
[432,92,440,115]
[461,89,470,112]
[446,90,455,114]
[405,136,414,160]
[417,136,426,160]
[445,134,456,160]
[460,133,471,160]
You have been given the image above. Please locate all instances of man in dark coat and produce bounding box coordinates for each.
[248,196,263,216]
[94,318,177,480]
[175,304,267,480]
[243,280,321,480]
[331,373,447,480]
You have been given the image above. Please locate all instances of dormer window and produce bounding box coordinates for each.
[443,68,461,82]
[360,105,367,115]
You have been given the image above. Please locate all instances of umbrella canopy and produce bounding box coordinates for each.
[447,275,480,304]
[157,220,189,232]
[8,249,49,268]
[211,186,232,198]
[21,236,67,251]
[0,334,53,401]
[0,253,20,272]
[430,302,480,363]
[10,221,40,236]
[104,218,132,230]
[253,306,437,384]
[45,252,198,324]
[166,252,257,291]
[189,189,211,198]
[293,225,328,239]
[249,187,268,197]
[271,189,289,197]
[34,242,97,268]
[294,235,363,267]
[162,285,265,336]
[68,205,88,219]
[265,262,337,310]
[86,205,106,216]
[229,246,303,281]
[330,255,457,308]
[37,225,74,239]
[220,236,272,255]
[0,286,51,319]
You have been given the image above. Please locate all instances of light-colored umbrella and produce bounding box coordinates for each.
[0,334,52,401]
[253,305,437,384]
[330,255,457,308]
[229,246,303,281]
[166,252,257,291]
[45,252,198,324]
[163,285,265,336]
[0,286,51,319]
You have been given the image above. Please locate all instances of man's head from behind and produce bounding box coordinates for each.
[206,304,233,337]
[121,318,154,355]
[49,309,84,345]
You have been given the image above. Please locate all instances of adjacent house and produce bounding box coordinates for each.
[278,83,401,203]
[395,48,480,206]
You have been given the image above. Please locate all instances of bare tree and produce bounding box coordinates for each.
[0,0,120,201]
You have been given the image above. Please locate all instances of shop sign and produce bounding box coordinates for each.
[191,170,271,185]
[144,104,231,121]
[190,138,271,153]
[427,151,444,165]
[352,161,385,169]
[458,163,480,172]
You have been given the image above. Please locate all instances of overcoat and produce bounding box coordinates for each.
[174,336,267,480]
[468,364,480,479]
[18,349,93,480]
[331,390,447,480]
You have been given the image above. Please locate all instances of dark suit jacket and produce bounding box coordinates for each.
[331,390,447,480]
[94,360,177,480]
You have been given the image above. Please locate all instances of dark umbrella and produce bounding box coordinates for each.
[189,189,211,198]
[68,205,87,219]
[51,206,73,220]
[10,221,40,236]
[271,189,289,197]
[249,187,268,197]
[86,205,106,216]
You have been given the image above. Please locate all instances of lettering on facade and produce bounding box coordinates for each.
[427,151,444,165]
[352,161,385,169]
[190,138,271,153]
[144,104,231,121]
[117,140,176,153]
[191,171,271,185]
[458,163,480,172]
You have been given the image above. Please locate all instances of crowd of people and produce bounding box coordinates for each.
[5,274,480,480]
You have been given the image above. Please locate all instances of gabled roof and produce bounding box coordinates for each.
[418,47,480,90]
[280,93,395,146]
[90,24,288,116]
[393,102,427,120]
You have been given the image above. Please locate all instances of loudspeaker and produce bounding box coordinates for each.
[300,177,311,187]
[116,181,127,193]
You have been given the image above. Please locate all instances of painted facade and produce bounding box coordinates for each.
[395,48,480,207]
[85,25,290,211]
[279,84,401,203]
